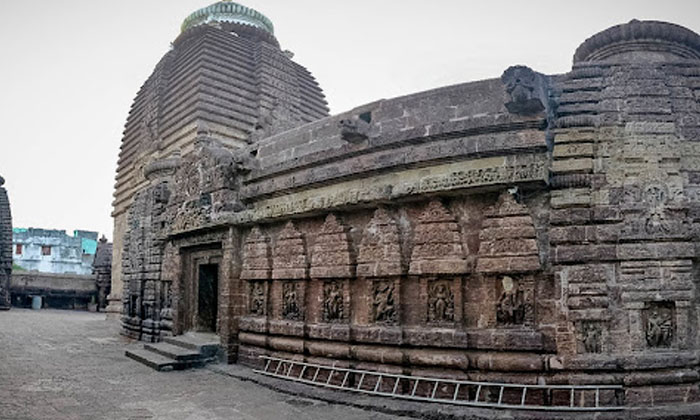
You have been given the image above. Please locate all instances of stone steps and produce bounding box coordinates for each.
[126,333,220,371]
[163,332,220,358]
[125,348,180,371]
[144,342,202,362]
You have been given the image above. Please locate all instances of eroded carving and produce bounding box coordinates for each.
[428,280,455,323]
[496,276,525,326]
[322,281,344,322]
[282,281,301,320]
[373,281,397,324]
[646,302,674,348]
[249,281,266,316]
[501,65,545,115]
[577,321,603,354]
[339,118,370,143]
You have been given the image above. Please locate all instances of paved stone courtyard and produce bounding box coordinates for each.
[0,309,408,420]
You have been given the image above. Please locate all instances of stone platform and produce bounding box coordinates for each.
[125,332,220,371]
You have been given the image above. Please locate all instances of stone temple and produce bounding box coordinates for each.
[0,175,11,310]
[114,1,700,412]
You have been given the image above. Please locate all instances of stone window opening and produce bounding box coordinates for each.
[41,245,51,256]
[15,244,22,255]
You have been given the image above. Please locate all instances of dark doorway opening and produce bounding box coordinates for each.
[198,264,219,332]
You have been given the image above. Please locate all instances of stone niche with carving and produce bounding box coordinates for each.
[408,201,467,330]
[268,221,308,337]
[472,192,541,330]
[355,207,404,339]
[307,214,353,341]
[241,226,271,319]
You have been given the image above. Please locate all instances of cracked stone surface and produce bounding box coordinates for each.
[0,309,408,420]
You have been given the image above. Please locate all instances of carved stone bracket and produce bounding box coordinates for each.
[501,65,546,116]
[339,117,370,143]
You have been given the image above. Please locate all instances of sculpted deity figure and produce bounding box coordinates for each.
[282,282,300,320]
[250,282,266,316]
[496,276,525,326]
[323,281,344,322]
[373,281,397,324]
[646,305,674,348]
[428,280,454,323]
[578,322,603,353]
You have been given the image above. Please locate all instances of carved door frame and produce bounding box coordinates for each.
[178,244,223,334]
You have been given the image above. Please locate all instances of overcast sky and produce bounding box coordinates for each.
[0,0,698,241]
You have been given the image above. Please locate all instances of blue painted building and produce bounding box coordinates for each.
[12,228,98,275]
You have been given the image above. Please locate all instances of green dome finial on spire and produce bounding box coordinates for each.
[181,1,274,34]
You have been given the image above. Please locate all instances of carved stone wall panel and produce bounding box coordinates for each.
[310,214,355,278]
[248,280,268,317]
[575,321,607,354]
[409,200,468,275]
[476,191,541,274]
[357,208,404,277]
[272,221,308,280]
[121,180,172,342]
[241,154,549,224]
[495,275,534,327]
[372,279,399,325]
[322,280,348,323]
[241,226,271,280]
[426,278,458,325]
[282,281,303,321]
[644,301,675,349]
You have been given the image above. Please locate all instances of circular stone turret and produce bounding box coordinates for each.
[181,0,274,34]
[573,20,700,63]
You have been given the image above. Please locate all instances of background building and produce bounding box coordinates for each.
[13,228,98,275]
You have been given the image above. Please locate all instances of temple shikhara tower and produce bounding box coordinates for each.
[114,2,700,413]
[108,1,328,316]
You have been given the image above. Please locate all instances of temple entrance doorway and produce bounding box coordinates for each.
[197,264,218,332]
[178,245,222,335]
